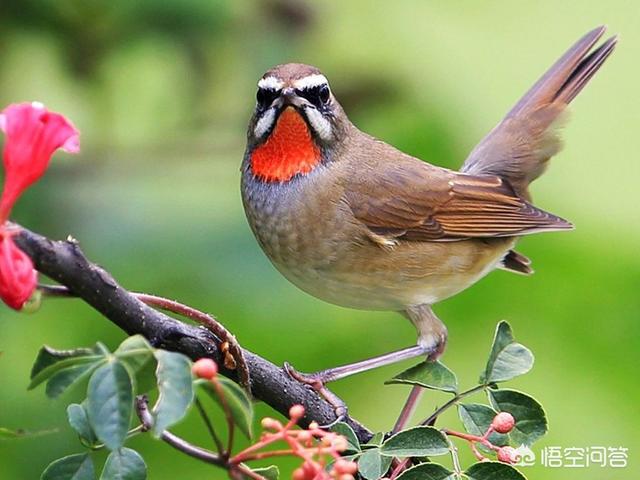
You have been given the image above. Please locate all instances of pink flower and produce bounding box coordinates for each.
[0,102,79,222]
[0,232,37,310]
[0,101,80,309]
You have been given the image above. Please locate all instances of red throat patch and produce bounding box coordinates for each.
[251,107,321,182]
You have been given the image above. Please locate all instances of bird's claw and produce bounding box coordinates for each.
[283,362,348,428]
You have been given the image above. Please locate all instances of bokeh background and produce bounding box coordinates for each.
[1,1,638,478]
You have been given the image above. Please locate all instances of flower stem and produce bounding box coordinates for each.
[420,384,487,426]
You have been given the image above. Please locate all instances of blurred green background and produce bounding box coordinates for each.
[1,0,638,478]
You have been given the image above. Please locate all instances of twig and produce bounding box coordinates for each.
[210,377,235,457]
[134,292,250,392]
[38,284,251,392]
[14,224,373,443]
[194,397,225,454]
[420,384,486,426]
[135,395,225,466]
[392,385,424,434]
[136,395,262,479]
[445,433,463,475]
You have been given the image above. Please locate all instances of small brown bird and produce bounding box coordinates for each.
[241,27,616,387]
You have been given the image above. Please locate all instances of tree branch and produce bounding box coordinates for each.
[13,224,372,443]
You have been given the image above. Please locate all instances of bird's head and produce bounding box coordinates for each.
[245,64,349,183]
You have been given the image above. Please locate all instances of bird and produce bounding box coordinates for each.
[240,26,616,391]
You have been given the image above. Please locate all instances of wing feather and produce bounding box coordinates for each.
[345,161,572,243]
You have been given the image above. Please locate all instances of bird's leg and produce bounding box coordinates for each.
[284,344,430,427]
[404,304,448,361]
[285,305,446,426]
[285,344,429,384]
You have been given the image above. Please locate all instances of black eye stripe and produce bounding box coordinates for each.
[295,84,330,106]
[256,87,280,109]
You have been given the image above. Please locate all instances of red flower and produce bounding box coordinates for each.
[0,231,37,309]
[0,102,80,309]
[0,102,79,222]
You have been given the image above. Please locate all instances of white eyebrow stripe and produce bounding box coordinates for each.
[293,74,329,90]
[258,76,283,90]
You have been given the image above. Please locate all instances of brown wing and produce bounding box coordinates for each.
[345,160,572,243]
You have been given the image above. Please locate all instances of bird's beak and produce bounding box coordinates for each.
[280,87,306,109]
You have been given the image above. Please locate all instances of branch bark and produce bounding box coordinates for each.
[13,225,373,443]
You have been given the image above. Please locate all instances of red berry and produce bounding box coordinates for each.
[491,411,516,434]
[292,468,306,480]
[192,358,218,379]
[497,446,520,464]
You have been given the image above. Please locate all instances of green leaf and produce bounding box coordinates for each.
[198,377,254,439]
[30,345,106,390]
[67,403,97,445]
[100,448,147,480]
[396,463,456,480]
[41,453,95,480]
[465,461,526,480]
[357,448,392,480]
[152,350,194,435]
[381,426,449,457]
[133,356,159,395]
[458,404,508,447]
[367,432,385,446]
[115,336,154,373]
[251,465,279,480]
[482,322,534,384]
[332,422,361,452]
[87,360,133,450]
[488,389,547,446]
[46,362,99,399]
[387,361,458,393]
[116,336,156,394]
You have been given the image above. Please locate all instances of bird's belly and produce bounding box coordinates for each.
[271,234,514,311]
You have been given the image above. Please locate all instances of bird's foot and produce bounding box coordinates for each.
[283,362,348,428]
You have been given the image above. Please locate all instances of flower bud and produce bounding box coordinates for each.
[191,358,218,379]
[292,467,306,480]
[260,417,281,430]
[491,412,516,434]
[497,446,520,464]
[333,460,358,475]
[20,288,42,314]
[289,404,305,420]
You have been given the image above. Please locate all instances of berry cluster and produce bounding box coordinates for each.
[193,359,357,479]
[445,411,520,464]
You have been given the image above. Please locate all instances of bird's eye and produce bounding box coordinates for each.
[296,84,331,108]
[256,88,279,109]
[318,84,330,103]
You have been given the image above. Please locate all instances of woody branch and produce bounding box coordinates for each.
[13,224,373,443]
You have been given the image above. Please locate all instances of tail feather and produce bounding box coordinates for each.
[556,36,617,104]
[461,27,617,199]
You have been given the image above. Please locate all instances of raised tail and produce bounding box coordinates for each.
[461,26,617,199]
